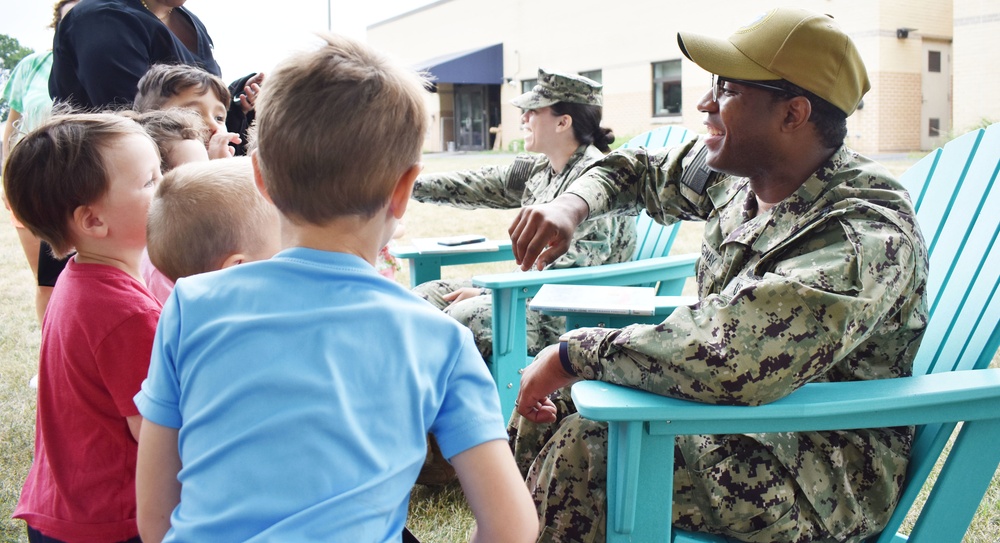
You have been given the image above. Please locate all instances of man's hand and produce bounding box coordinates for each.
[516,344,579,423]
[508,193,590,271]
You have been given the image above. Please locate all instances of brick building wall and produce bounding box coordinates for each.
[878,72,924,151]
[953,0,1000,133]
[370,0,959,154]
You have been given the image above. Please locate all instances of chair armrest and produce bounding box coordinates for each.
[391,241,514,288]
[572,369,1000,434]
[471,253,698,294]
[532,295,699,329]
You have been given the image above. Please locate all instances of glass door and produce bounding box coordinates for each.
[454,85,487,150]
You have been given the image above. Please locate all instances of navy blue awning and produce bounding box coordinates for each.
[415,43,503,85]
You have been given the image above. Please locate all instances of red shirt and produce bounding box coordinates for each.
[14,258,161,543]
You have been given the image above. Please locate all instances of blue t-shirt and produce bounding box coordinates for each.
[135,248,506,542]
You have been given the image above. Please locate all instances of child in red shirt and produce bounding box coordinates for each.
[3,114,162,543]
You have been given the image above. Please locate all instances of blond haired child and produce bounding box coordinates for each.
[3,113,161,543]
[134,34,537,543]
[129,107,213,301]
[134,63,240,159]
[146,157,280,285]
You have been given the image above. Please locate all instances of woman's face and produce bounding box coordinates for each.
[520,107,565,154]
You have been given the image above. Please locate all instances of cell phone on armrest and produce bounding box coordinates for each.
[437,235,487,246]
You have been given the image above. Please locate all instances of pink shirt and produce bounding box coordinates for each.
[140,248,175,303]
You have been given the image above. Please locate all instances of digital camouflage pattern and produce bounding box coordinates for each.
[510,138,929,543]
[511,68,603,110]
[412,144,636,359]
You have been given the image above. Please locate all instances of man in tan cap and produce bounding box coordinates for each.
[506,7,928,543]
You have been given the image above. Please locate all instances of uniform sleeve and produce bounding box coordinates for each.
[412,163,527,210]
[563,214,922,406]
[568,139,717,225]
[549,214,636,269]
[134,292,183,428]
[430,329,508,459]
[51,8,162,107]
[94,307,161,418]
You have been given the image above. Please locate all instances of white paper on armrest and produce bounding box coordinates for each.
[529,284,657,315]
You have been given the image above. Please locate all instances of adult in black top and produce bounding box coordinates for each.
[50,0,221,109]
[41,0,256,288]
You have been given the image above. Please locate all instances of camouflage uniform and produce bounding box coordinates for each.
[412,144,637,358]
[510,138,929,543]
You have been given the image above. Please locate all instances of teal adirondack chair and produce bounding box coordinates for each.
[391,125,698,415]
[560,122,1000,542]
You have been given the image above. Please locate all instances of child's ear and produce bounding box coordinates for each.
[219,253,247,269]
[389,163,422,220]
[71,204,108,240]
[250,150,274,204]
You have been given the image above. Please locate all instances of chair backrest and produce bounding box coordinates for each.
[878,122,1000,541]
[620,126,697,275]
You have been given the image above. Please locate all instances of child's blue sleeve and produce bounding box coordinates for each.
[430,330,508,460]
[134,291,183,429]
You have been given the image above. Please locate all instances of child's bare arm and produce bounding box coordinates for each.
[136,419,182,543]
[451,439,538,542]
[126,415,142,441]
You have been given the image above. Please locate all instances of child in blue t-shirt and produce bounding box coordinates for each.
[133,34,538,543]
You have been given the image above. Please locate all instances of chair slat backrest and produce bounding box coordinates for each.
[899,124,1000,376]
[621,126,696,276]
[878,123,1000,542]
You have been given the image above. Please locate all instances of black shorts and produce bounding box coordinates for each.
[37,241,68,287]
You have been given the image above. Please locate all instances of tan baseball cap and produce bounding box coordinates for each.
[511,69,603,110]
[677,7,870,116]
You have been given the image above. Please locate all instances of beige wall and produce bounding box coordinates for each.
[953,0,1000,133]
[369,0,972,154]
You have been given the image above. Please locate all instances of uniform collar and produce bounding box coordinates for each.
[710,145,856,253]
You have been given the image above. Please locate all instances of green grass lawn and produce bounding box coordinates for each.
[1,150,997,542]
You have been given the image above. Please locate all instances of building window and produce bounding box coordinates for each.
[652,60,682,116]
[928,51,942,73]
[521,78,537,94]
[929,118,941,137]
[578,69,602,84]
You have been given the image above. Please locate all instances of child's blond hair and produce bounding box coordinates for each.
[254,34,427,224]
[146,157,277,282]
[134,64,232,113]
[2,114,151,257]
[130,108,211,172]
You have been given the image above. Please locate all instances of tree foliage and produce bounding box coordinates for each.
[0,34,35,70]
[0,34,36,122]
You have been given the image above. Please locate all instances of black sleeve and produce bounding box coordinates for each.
[225,73,258,156]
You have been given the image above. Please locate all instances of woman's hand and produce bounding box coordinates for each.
[238,72,266,113]
[443,287,485,308]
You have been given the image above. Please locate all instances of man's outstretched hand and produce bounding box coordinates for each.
[508,193,590,271]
